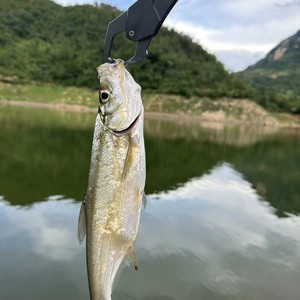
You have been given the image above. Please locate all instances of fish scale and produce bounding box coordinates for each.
[87,128,129,299]
[78,60,146,300]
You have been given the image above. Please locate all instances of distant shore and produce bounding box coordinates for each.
[1,98,300,129]
[0,81,299,129]
[0,99,95,113]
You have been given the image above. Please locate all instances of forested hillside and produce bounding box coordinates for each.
[241,30,300,113]
[0,0,252,98]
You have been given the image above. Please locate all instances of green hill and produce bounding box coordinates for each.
[240,30,300,113]
[0,0,252,98]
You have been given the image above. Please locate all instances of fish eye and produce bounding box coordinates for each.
[99,90,111,103]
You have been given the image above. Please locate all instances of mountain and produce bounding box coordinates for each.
[0,0,252,99]
[241,30,300,113]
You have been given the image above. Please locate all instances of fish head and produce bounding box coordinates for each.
[96,60,142,132]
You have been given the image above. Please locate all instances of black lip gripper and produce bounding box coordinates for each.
[103,0,178,66]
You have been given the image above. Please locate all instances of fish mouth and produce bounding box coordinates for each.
[112,111,141,134]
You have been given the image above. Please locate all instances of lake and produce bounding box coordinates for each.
[0,105,300,300]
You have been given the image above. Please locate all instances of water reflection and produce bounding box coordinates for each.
[1,163,300,300]
[0,106,93,204]
[1,106,299,217]
[1,105,300,300]
[127,164,300,300]
[0,197,88,300]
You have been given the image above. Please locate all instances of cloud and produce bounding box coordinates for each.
[214,49,265,72]
[139,163,300,269]
[168,0,299,48]
[275,0,300,7]
[0,198,81,262]
[164,19,272,71]
[55,0,96,5]
[165,0,300,70]
[165,19,275,52]
[54,0,134,9]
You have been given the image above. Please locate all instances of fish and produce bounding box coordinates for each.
[77,59,146,300]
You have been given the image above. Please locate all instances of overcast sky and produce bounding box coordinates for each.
[54,0,300,71]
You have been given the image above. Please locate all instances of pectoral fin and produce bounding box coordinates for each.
[122,137,139,182]
[77,201,86,244]
[112,244,138,292]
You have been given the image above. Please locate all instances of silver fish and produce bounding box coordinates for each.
[77,60,146,300]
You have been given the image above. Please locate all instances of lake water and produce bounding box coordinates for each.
[0,105,300,300]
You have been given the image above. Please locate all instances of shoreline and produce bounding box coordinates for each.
[0,99,96,113]
[1,99,300,129]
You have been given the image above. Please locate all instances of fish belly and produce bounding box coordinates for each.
[86,116,145,300]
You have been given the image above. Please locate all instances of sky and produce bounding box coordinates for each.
[54,0,300,71]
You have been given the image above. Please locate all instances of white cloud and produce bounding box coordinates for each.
[55,0,99,5]
[273,0,300,7]
[143,163,300,259]
[165,20,275,52]
[166,0,300,69]
[215,49,265,72]
[0,198,81,262]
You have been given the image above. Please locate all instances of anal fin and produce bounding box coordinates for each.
[112,245,138,292]
[126,244,139,271]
